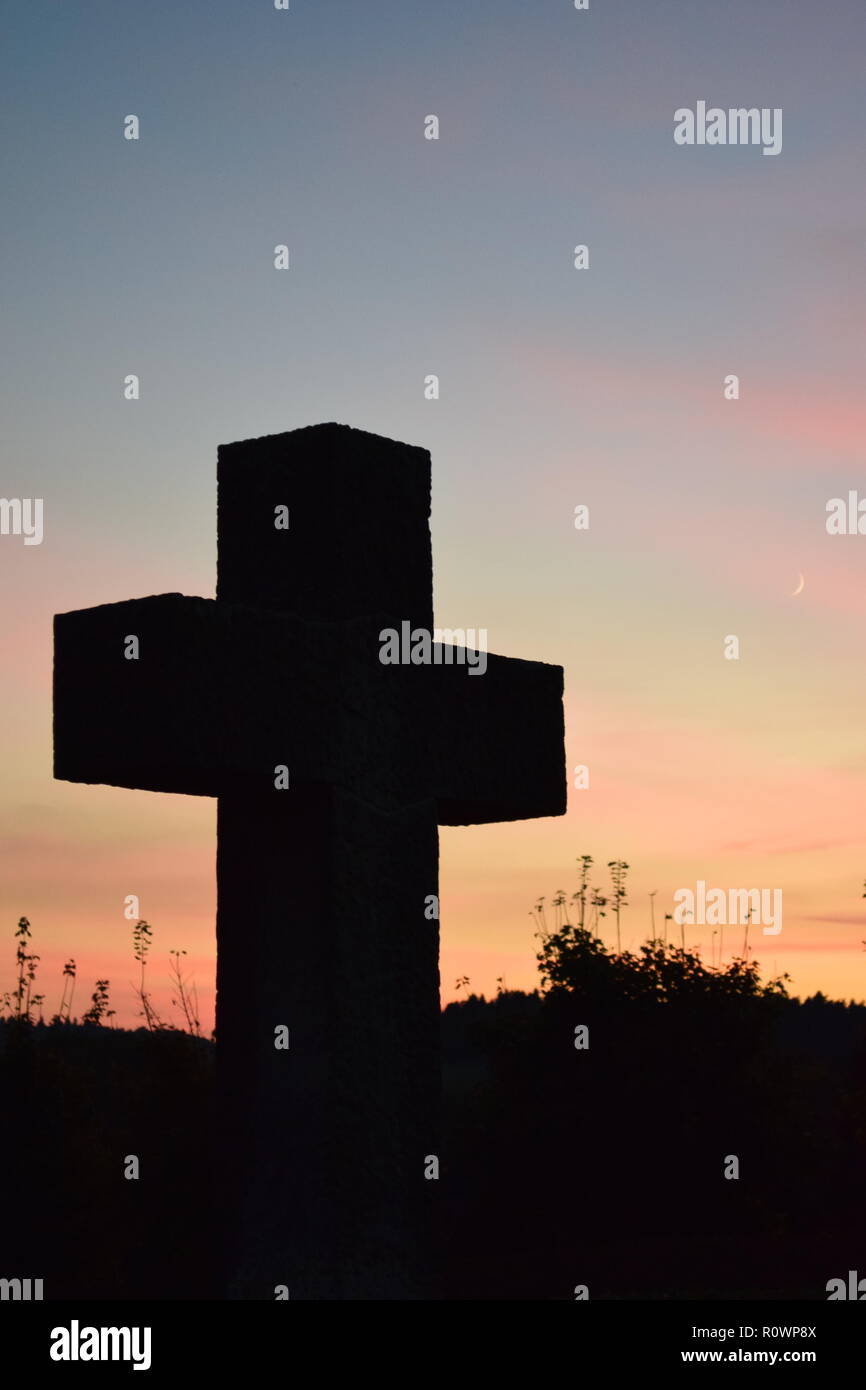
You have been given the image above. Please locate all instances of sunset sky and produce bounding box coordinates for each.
[2,0,865,1031]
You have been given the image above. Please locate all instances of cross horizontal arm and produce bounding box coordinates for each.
[54,595,566,823]
[425,652,566,825]
[53,594,392,800]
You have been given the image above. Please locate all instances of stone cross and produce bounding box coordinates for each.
[53,423,566,1300]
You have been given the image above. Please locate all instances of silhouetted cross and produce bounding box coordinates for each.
[53,423,566,1299]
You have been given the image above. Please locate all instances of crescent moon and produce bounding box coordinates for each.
[791,573,805,596]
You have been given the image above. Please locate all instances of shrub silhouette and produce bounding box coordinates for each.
[537,923,790,1004]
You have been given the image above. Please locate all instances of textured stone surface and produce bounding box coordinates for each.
[217,423,434,627]
[53,422,566,1300]
[54,597,565,820]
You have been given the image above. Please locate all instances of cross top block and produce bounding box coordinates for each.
[54,425,566,825]
[217,423,434,626]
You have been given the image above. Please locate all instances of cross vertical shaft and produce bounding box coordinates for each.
[215,425,439,1299]
[216,789,440,1299]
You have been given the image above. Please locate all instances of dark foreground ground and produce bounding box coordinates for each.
[1,988,864,1300]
